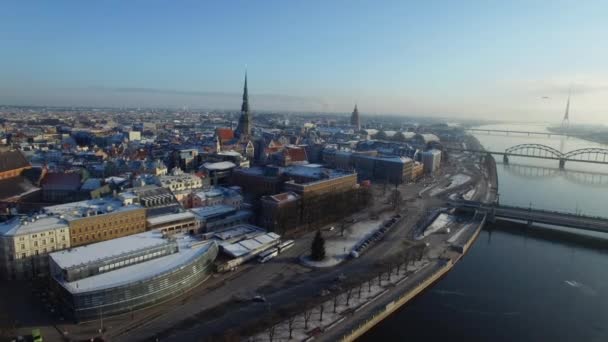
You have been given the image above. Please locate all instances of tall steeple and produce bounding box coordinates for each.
[561,90,570,130]
[350,104,361,131]
[241,72,249,113]
[236,71,252,137]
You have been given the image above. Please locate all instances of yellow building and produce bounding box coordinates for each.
[44,198,146,247]
[0,216,71,279]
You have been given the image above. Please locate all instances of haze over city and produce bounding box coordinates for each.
[2,0,608,123]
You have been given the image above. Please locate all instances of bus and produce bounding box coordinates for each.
[277,240,294,253]
[258,248,278,263]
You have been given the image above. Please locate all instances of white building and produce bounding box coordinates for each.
[0,215,71,279]
[158,173,204,193]
[128,131,141,141]
[421,149,442,174]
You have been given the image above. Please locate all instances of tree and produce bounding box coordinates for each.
[319,303,325,322]
[267,324,277,342]
[346,288,355,306]
[390,189,403,211]
[303,308,313,329]
[287,316,297,339]
[392,131,407,142]
[374,130,388,140]
[310,230,326,261]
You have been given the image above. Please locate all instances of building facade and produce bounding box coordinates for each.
[49,233,218,321]
[43,198,147,247]
[422,149,442,174]
[0,216,71,279]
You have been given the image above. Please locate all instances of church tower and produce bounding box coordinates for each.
[350,104,361,131]
[236,72,252,137]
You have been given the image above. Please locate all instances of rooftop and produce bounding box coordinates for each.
[0,215,68,236]
[189,204,235,219]
[0,150,30,173]
[147,212,196,226]
[203,161,237,171]
[50,230,168,269]
[43,197,142,221]
[55,236,217,293]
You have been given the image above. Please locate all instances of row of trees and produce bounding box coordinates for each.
[247,243,428,341]
[372,130,412,142]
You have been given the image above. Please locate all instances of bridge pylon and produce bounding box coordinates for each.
[503,154,509,164]
[559,159,565,169]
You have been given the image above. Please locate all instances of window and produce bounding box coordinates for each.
[20,244,25,250]
[50,238,54,243]
[35,250,39,256]
[34,241,38,247]
[21,253,26,259]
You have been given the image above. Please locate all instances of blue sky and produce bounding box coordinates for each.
[2,1,608,122]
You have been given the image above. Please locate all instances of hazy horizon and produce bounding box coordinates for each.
[2,1,608,124]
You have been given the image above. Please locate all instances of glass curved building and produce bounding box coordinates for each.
[49,231,218,321]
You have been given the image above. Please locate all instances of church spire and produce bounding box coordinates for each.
[236,70,252,137]
[241,71,249,113]
[350,104,361,130]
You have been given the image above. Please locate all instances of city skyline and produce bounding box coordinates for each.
[2,1,608,123]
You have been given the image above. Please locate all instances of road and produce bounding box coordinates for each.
[115,185,430,341]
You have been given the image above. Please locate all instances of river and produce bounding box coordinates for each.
[361,123,608,342]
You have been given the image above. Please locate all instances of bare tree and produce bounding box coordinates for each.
[368,279,373,293]
[340,221,347,237]
[319,303,325,322]
[346,287,354,306]
[287,316,297,339]
[377,272,382,286]
[333,295,340,313]
[303,308,313,329]
[358,283,363,299]
[267,324,277,342]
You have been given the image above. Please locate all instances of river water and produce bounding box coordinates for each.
[361,123,608,342]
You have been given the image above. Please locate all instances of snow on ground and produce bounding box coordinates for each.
[416,213,455,240]
[429,174,472,196]
[251,260,431,342]
[301,212,393,268]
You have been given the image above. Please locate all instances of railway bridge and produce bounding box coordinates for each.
[447,144,608,169]
[448,199,608,233]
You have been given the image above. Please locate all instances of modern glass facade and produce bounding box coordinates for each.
[52,241,218,321]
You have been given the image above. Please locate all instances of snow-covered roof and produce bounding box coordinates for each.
[43,197,142,221]
[217,150,242,157]
[50,231,168,269]
[212,224,259,241]
[203,161,237,171]
[219,231,280,258]
[189,205,235,219]
[59,239,217,293]
[0,215,68,237]
[147,212,195,226]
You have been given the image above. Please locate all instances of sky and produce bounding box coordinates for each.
[1,0,608,123]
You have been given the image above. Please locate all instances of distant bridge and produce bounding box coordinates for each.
[466,128,582,138]
[448,199,608,233]
[502,163,608,186]
[447,144,608,169]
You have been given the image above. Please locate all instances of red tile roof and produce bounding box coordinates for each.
[284,146,308,162]
[41,173,81,191]
[216,128,234,142]
[0,150,30,173]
